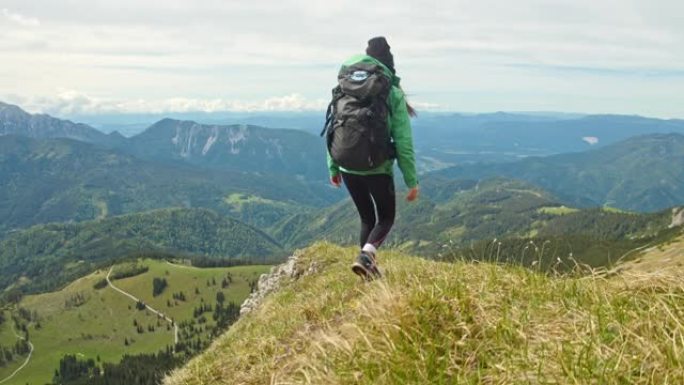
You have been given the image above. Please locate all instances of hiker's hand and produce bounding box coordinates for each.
[406,186,419,202]
[330,174,342,188]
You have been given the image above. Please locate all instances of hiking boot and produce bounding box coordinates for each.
[351,251,382,280]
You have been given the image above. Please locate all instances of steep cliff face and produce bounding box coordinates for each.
[127,118,327,179]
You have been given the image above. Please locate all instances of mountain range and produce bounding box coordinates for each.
[0,135,340,234]
[412,113,684,168]
[1,100,684,385]
[0,102,328,180]
[432,133,684,212]
[2,100,682,240]
[20,102,684,173]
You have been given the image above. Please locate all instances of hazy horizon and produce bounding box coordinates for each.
[6,98,684,138]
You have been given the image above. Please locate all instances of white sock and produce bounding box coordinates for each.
[362,243,377,256]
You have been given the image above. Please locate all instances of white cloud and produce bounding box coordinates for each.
[409,101,443,111]
[1,8,39,27]
[0,1,683,117]
[582,136,599,145]
[17,90,329,115]
[13,89,441,115]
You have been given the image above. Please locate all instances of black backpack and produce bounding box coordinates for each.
[321,62,395,171]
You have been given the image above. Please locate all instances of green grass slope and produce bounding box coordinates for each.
[0,311,29,380]
[223,193,309,230]
[0,259,270,385]
[166,243,684,384]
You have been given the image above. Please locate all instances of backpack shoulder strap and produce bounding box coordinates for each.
[320,86,343,137]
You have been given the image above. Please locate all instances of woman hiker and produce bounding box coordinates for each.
[325,36,419,280]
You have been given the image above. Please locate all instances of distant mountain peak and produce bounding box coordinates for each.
[0,101,30,117]
[0,101,116,145]
[151,117,182,126]
[107,130,126,138]
[128,118,326,179]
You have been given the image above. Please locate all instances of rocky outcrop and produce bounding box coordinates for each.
[240,250,322,315]
[670,207,684,228]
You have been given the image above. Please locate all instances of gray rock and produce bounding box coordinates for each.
[240,250,307,316]
[670,207,684,228]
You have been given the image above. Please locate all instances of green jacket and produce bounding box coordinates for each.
[326,54,419,188]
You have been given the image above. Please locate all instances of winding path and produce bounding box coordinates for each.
[166,260,195,270]
[0,266,180,383]
[0,324,35,384]
[106,267,179,346]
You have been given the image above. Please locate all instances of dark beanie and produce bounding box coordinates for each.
[366,36,395,73]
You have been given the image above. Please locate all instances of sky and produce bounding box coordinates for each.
[1,0,683,118]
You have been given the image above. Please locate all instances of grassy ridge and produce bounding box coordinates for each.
[166,242,684,384]
[0,259,270,385]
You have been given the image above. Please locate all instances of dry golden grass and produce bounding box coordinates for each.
[612,233,684,275]
[165,242,684,385]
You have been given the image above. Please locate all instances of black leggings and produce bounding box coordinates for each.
[341,172,396,248]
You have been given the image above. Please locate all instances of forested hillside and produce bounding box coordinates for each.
[0,135,340,234]
[0,208,283,294]
[434,133,684,211]
[272,178,671,267]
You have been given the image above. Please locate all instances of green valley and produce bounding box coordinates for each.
[0,259,270,385]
